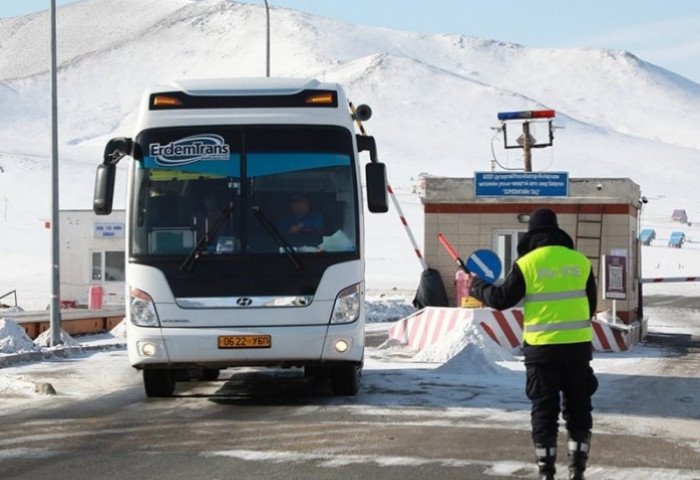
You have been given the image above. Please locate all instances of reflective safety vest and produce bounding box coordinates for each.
[516,245,593,345]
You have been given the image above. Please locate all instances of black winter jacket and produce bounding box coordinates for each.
[469,227,597,364]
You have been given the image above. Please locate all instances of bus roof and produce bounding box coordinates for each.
[134,77,354,131]
[147,77,343,97]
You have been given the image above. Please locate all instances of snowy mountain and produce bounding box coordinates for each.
[1,0,699,308]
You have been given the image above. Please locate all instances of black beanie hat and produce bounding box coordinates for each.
[528,208,559,231]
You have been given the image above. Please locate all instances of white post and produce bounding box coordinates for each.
[263,0,270,77]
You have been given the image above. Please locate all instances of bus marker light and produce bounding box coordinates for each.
[305,93,335,105]
[152,95,183,107]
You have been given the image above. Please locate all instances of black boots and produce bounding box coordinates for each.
[535,443,557,480]
[567,433,591,480]
[535,433,590,480]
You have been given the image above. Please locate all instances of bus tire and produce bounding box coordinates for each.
[143,369,176,397]
[331,364,360,396]
[200,368,220,381]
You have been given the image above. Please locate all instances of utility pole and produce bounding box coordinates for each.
[49,0,62,346]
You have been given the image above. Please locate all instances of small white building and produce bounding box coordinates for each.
[420,176,644,324]
[59,209,126,308]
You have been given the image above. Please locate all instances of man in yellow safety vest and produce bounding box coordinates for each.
[468,208,597,480]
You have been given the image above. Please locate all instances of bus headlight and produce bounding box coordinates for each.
[130,287,160,327]
[330,284,361,324]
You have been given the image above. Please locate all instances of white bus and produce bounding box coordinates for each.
[93,78,388,397]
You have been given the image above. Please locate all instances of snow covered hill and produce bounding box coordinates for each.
[1,0,699,307]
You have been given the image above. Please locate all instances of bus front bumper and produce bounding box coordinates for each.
[126,321,364,369]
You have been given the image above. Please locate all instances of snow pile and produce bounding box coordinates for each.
[33,328,81,348]
[365,292,417,323]
[0,318,40,354]
[413,320,517,375]
[110,319,127,339]
[0,305,24,313]
[0,372,40,397]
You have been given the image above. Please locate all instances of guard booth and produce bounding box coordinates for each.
[419,175,643,324]
[59,209,126,308]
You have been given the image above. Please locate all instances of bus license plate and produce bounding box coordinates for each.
[218,335,271,349]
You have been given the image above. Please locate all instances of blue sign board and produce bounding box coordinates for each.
[94,223,124,238]
[466,249,502,283]
[475,171,569,197]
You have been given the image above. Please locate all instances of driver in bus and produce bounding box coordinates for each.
[278,193,324,247]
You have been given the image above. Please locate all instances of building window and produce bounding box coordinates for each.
[91,251,125,282]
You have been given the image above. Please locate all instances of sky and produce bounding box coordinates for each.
[1,0,699,83]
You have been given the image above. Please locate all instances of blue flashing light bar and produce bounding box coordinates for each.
[497,109,556,121]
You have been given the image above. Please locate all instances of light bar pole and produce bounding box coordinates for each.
[522,121,532,172]
[264,0,270,77]
[49,0,62,346]
[496,110,556,173]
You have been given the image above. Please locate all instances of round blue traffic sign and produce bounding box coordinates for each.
[466,249,503,283]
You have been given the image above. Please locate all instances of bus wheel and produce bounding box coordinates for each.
[200,368,220,381]
[143,369,175,397]
[331,364,360,396]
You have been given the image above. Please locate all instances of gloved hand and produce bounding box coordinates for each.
[466,273,480,296]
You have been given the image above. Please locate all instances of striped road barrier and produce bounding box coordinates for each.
[386,307,641,353]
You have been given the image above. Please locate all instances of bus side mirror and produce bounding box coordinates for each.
[94,137,133,215]
[93,163,116,215]
[366,162,388,213]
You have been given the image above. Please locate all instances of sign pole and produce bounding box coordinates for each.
[49,0,62,346]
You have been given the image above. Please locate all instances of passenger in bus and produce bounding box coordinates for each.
[278,193,324,247]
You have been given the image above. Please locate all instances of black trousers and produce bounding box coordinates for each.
[525,360,597,445]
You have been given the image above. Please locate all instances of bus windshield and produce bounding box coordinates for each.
[130,126,359,259]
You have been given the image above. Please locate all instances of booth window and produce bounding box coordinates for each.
[91,251,125,282]
[493,230,526,282]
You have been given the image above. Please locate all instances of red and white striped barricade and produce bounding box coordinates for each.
[590,317,641,352]
[386,307,474,350]
[642,276,700,284]
[387,307,640,353]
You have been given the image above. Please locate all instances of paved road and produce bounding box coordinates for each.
[1,304,698,480]
[1,365,697,480]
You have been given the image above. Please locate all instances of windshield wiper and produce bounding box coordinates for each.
[252,206,303,270]
[180,201,234,273]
